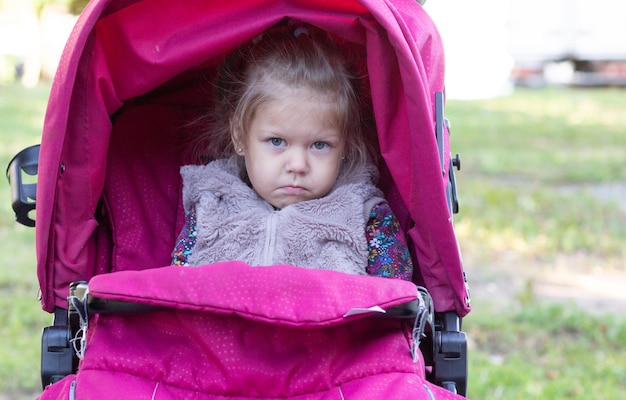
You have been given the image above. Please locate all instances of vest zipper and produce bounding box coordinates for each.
[263,211,279,265]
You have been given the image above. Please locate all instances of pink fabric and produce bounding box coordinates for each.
[41,373,464,399]
[88,263,418,326]
[36,0,469,316]
[38,264,466,399]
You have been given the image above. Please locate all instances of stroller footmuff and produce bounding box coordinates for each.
[40,264,462,399]
[5,0,471,398]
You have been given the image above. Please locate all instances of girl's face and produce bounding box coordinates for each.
[234,87,345,209]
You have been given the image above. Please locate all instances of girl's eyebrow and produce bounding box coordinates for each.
[316,131,343,141]
[316,135,341,143]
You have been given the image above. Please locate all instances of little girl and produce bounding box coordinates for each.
[172,22,413,280]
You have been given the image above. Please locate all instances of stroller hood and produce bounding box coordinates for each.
[36,0,470,317]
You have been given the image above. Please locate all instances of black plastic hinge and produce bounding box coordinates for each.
[41,308,73,388]
[432,312,468,396]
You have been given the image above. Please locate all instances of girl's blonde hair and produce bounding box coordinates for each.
[193,21,375,171]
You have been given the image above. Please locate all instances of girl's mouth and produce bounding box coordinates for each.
[282,186,306,195]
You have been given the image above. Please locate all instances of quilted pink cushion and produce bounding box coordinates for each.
[36,264,467,399]
[88,262,419,327]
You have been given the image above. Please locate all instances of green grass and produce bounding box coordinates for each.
[1,83,625,398]
[448,88,626,263]
[0,82,51,398]
[447,88,626,399]
[466,300,626,399]
[448,88,626,183]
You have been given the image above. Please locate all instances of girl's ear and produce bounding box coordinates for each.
[231,133,245,156]
[230,118,246,155]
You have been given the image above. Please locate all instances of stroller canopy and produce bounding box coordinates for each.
[36,0,470,317]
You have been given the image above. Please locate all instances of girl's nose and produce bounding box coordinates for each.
[285,148,309,173]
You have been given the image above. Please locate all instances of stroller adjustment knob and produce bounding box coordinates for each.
[452,153,461,171]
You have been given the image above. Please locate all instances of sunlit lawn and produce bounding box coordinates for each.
[467,301,626,399]
[0,82,51,398]
[449,88,626,183]
[0,83,625,398]
[447,87,626,399]
[450,88,626,262]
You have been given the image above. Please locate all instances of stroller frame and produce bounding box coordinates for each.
[6,0,469,397]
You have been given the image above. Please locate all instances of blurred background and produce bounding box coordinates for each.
[426,0,626,99]
[1,0,625,399]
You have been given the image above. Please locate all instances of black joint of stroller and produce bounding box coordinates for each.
[5,144,40,227]
[432,311,468,396]
[449,152,461,214]
[452,153,461,171]
[41,281,91,388]
[448,155,460,215]
[41,307,74,388]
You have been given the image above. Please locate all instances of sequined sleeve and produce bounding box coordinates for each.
[365,202,414,280]
[171,205,198,266]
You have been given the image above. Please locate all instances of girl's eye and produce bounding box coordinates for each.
[312,141,329,150]
[269,138,285,147]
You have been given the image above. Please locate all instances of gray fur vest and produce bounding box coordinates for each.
[181,157,385,275]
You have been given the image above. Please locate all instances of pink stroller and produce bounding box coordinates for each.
[7,0,471,398]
